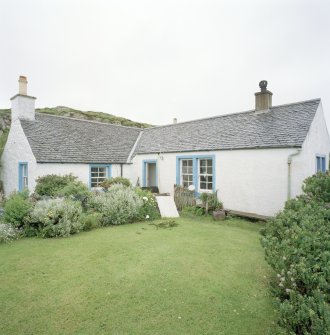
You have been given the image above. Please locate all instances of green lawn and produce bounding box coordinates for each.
[0,217,283,335]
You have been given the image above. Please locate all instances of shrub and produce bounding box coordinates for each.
[0,223,21,243]
[35,174,77,197]
[135,188,161,221]
[79,212,102,231]
[199,191,223,214]
[87,184,143,225]
[29,198,83,238]
[261,172,330,334]
[100,177,131,191]
[3,190,32,228]
[302,171,330,202]
[55,180,90,209]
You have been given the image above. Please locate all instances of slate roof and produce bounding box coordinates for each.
[134,99,320,155]
[20,99,320,163]
[20,113,141,163]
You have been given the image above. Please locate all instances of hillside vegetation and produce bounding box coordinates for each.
[0,106,152,154]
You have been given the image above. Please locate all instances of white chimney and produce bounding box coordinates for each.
[10,76,36,121]
[173,118,177,124]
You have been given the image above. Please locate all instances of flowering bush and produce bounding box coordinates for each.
[87,184,143,225]
[135,188,160,221]
[0,223,21,243]
[261,172,330,334]
[29,198,83,238]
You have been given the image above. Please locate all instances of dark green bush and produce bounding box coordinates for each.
[100,177,131,191]
[80,212,102,231]
[261,172,330,334]
[3,190,32,228]
[302,171,330,202]
[35,174,77,196]
[55,180,90,208]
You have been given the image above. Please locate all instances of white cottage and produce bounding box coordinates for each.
[1,77,330,217]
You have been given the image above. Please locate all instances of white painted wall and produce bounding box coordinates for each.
[291,102,330,197]
[34,163,124,189]
[1,119,37,195]
[132,150,294,216]
[131,127,329,217]
[11,95,35,121]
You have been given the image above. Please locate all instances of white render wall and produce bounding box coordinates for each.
[291,103,330,198]
[34,163,124,190]
[131,144,327,217]
[1,119,37,195]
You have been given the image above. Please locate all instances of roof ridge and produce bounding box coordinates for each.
[144,98,321,131]
[34,112,143,131]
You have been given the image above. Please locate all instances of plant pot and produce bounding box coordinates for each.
[212,209,226,221]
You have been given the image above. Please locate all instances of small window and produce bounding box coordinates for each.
[90,165,109,188]
[18,163,28,191]
[316,155,326,173]
[199,159,213,191]
[181,159,193,188]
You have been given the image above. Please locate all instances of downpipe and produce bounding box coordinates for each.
[287,149,301,200]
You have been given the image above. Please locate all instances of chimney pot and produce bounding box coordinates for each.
[173,118,177,124]
[18,76,28,95]
[255,80,272,111]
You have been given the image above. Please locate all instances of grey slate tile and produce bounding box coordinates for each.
[134,99,320,155]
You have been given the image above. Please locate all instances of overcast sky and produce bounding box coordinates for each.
[1,0,330,128]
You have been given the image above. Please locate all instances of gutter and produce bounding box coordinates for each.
[287,149,301,200]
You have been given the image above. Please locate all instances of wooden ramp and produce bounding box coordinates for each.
[155,195,180,218]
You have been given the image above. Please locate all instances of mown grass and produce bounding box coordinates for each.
[0,217,284,335]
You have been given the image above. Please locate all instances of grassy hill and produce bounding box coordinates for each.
[0,106,152,154]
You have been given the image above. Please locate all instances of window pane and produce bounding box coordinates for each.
[200,182,206,190]
[200,160,206,167]
[187,166,193,174]
[317,157,321,171]
[200,166,206,174]
[90,166,108,187]
[207,166,212,174]
[207,183,213,190]
[322,157,326,172]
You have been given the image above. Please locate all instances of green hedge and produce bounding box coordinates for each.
[261,172,330,334]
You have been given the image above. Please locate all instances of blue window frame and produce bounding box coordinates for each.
[89,164,111,188]
[18,162,28,191]
[176,155,216,193]
[316,155,326,173]
[142,160,158,187]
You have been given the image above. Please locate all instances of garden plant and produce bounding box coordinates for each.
[261,171,330,334]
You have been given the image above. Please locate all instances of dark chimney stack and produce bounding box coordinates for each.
[255,80,272,111]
